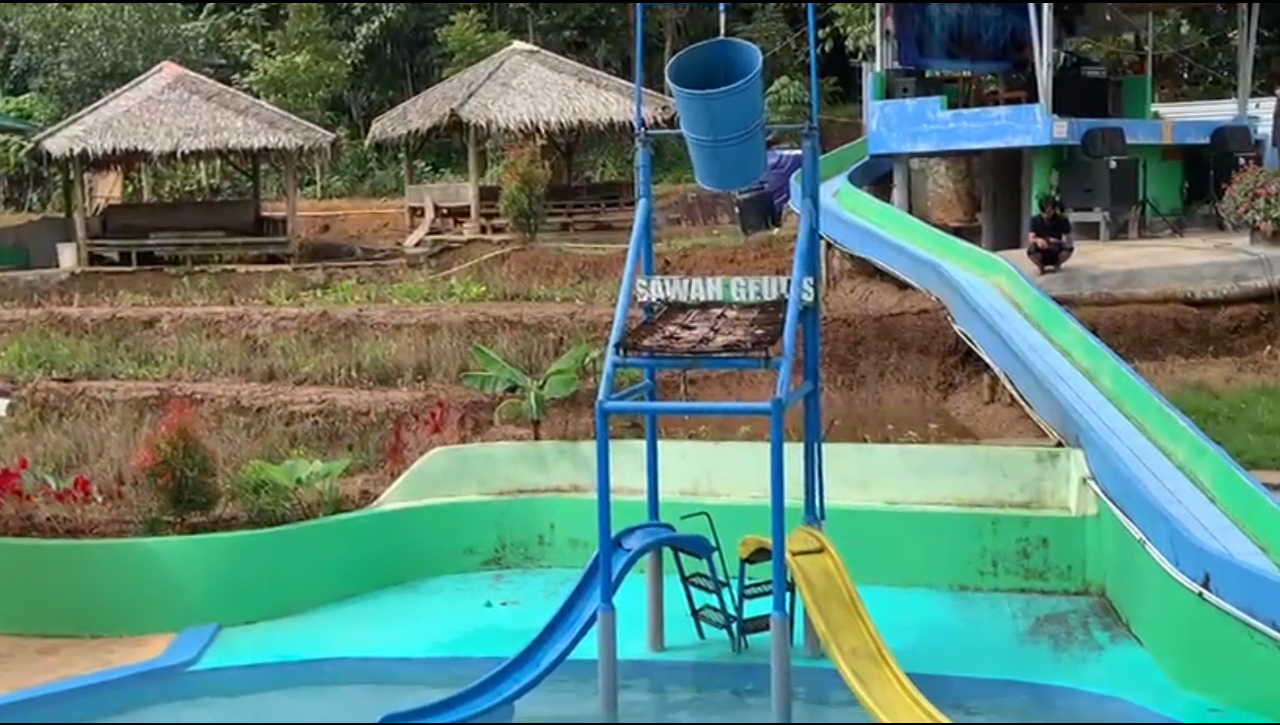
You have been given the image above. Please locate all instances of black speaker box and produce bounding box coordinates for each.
[735,188,777,236]
[1059,157,1139,211]
[1080,127,1128,159]
[1209,125,1255,156]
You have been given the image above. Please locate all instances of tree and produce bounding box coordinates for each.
[436,9,512,78]
[498,142,552,243]
[237,3,349,125]
[460,343,592,441]
[4,3,216,119]
[826,3,875,62]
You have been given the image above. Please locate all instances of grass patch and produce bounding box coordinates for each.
[1170,383,1280,470]
[1,267,617,308]
[0,320,602,387]
[0,398,398,489]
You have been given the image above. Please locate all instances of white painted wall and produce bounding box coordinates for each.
[377,440,1093,515]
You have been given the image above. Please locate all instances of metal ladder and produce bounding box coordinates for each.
[672,511,740,651]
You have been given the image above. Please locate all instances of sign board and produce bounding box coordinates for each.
[634,275,817,305]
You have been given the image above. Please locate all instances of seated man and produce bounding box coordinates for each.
[1027,196,1074,274]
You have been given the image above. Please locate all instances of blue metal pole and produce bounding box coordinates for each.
[801,1,821,530]
[633,0,666,658]
[806,3,821,131]
[595,407,618,723]
[598,4,652,717]
[801,1,826,661]
[768,398,792,722]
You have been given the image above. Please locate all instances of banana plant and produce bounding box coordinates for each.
[460,343,592,440]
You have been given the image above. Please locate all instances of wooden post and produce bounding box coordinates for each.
[250,156,262,210]
[402,144,416,229]
[69,157,88,268]
[139,163,153,202]
[282,152,299,262]
[466,125,481,234]
[59,161,72,219]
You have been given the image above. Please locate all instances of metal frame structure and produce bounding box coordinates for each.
[871,3,1262,120]
[592,3,826,722]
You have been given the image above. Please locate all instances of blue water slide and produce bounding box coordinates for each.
[795,145,1280,635]
[378,522,716,724]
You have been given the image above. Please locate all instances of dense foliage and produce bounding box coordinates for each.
[0,3,1269,208]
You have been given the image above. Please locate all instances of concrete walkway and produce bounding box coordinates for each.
[998,232,1280,304]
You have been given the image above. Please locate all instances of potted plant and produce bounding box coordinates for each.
[1219,163,1280,245]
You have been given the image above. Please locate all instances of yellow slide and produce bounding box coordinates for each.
[738,527,950,723]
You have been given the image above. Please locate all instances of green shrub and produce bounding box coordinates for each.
[229,457,351,527]
[498,142,552,242]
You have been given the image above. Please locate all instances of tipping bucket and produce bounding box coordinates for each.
[665,37,768,193]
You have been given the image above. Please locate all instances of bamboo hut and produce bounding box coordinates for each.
[29,61,337,266]
[367,40,674,238]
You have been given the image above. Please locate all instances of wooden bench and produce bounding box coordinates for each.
[1066,209,1114,242]
[87,199,290,266]
[407,181,636,235]
[87,234,291,267]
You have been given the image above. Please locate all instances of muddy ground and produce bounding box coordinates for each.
[2,239,1278,490]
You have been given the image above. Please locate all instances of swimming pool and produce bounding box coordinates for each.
[9,657,1174,723]
[0,569,1251,723]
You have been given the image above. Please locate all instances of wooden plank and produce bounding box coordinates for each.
[88,236,289,249]
[402,217,433,248]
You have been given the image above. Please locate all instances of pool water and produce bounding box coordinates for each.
[80,659,1171,723]
[1,569,1256,723]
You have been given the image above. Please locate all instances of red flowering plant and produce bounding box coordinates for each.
[1219,164,1280,234]
[132,399,220,526]
[0,456,106,537]
[384,401,457,473]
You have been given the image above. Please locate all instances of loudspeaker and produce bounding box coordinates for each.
[735,187,778,236]
[1209,125,1254,156]
[885,68,924,100]
[1080,127,1128,159]
[1059,157,1139,210]
[1053,76,1119,118]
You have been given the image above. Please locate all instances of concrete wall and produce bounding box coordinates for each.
[0,441,1090,637]
[0,217,71,269]
[377,441,1093,513]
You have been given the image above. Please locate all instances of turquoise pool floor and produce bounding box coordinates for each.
[198,569,1255,723]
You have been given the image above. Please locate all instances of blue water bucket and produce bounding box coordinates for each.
[665,37,768,193]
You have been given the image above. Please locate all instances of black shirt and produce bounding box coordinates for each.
[1030,213,1072,241]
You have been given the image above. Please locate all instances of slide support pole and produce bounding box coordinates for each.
[801,5,824,659]
[598,606,619,723]
[633,0,665,657]
[769,399,793,722]
[595,405,617,722]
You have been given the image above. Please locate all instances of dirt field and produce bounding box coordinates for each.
[2,242,1277,471]
[0,633,173,694]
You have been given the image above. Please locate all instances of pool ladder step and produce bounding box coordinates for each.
[734,538,796,650]
[674,511,797,652]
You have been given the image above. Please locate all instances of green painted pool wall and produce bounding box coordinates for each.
[1,439,1278,717]
[1090,509,1280,719]
[824,139,1280,720]
[0,442,1089,638]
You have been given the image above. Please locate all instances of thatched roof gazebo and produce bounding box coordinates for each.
[367,40,674,233]
[30,61,337,265]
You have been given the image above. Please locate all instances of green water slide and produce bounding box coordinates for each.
[812,137,1280,718]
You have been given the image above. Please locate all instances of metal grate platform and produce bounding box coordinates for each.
[618,300,786,357]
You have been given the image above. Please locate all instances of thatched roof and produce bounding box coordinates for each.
[367,41,674,144]
[30,61,337,163]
